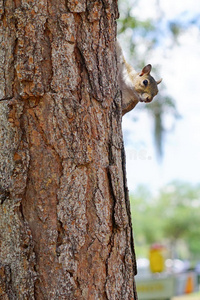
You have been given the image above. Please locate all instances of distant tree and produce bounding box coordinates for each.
[157,182,200,259]
[130,182,200,260]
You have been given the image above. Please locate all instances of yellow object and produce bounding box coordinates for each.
[149,244,164,273]
[185,275,194,294]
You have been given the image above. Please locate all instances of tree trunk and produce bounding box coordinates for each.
[0,1,137,299]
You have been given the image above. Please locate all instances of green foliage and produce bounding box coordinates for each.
[118,12,154,36]
[130,182,200,260]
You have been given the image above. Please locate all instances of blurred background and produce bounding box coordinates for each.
[118,0,200,298]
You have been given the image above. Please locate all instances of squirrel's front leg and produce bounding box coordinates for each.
[116,41,140,115]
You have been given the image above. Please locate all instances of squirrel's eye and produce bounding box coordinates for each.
[143,80,148,86]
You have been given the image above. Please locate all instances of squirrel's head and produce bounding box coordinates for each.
[134,64,162,103]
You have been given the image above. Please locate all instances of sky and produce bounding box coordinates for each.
[121,0,200,193]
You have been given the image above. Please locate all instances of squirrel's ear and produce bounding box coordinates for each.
[139,64,152,76]
[156,78,162,85]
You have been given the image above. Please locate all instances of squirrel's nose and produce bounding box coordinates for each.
[145,97,152,103]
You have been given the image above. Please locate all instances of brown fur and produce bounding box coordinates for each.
[116,41,162,115]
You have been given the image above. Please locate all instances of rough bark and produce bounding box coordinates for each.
[0,0,137,299]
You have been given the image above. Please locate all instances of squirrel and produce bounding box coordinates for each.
[116,41,162,116]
